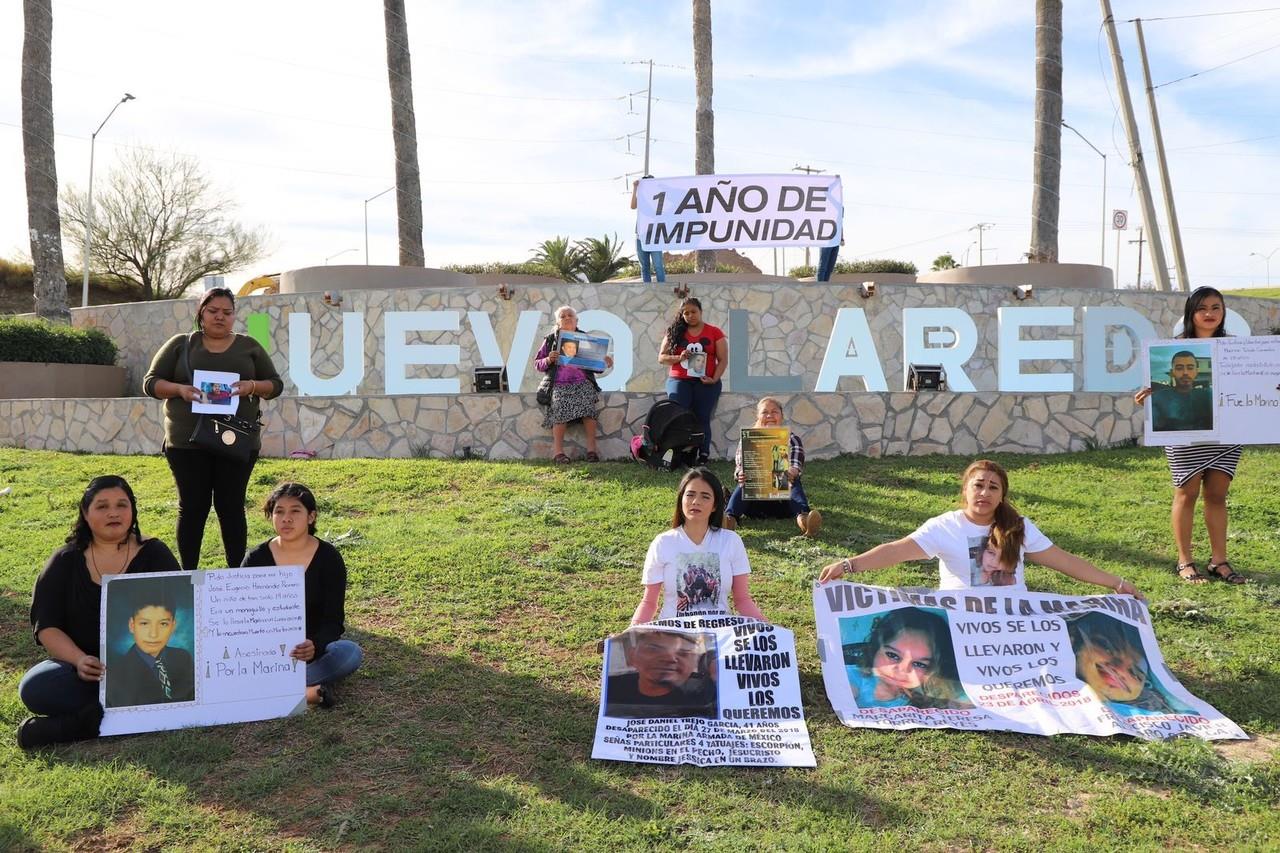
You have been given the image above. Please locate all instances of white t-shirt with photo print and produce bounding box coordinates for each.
[909,509,1052,590]
[642,526,750,619]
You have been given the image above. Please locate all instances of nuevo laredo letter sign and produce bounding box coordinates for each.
[813,582,1246,741]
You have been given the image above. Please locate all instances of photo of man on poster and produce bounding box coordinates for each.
[1149,347,1213,432]
[105,576,196,708]
[604,627,717,719]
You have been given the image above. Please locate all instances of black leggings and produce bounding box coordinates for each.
[164,446,258,569]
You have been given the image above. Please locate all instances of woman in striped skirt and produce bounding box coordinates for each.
[1134,286,1246,584]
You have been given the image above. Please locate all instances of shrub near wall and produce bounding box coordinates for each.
[0,317,119,365]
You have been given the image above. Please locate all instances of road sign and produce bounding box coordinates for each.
[1112,209,1129,230]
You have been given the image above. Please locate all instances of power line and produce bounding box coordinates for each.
[1137,6,1280,22]
[1153,39,1280,88]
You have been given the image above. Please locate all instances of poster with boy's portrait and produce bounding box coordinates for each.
[103,574,197,708]
[1063,611,1194,718]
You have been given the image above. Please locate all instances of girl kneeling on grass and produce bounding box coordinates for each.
[724,397,821,537]
[242,483,362,708]
[819,460,1144,600]
[632,467,766,624]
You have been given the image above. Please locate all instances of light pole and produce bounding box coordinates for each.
[364,186,396,265]
[81,93,135,307]
[969,223,993,266]
[325,248,358,265]
[1249,249,1278,287]
[1061,120,1106,268]
[963,240,977,266]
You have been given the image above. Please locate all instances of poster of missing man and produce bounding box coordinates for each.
[813,582,1246,741]
[741,428,791,501]
[99,567,306,736]
[592,616,816,767]
[1142,335,1280,446]
[557,329,610,373]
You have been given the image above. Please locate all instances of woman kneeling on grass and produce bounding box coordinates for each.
[632,467,765,624]
[819,460,1144,600]
[242,483,362,708]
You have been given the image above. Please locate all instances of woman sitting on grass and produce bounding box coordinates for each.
[723,397,821,537]
[242,483,362,708]
[632,467,765,624]
[18,476,181,749]
[819,460,1144,600]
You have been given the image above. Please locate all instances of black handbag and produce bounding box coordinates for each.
[179,332,262,461]
[535,332,558,406]
[189,413,260,462]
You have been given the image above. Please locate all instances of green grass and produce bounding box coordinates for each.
[1,447,1278,851]
[1224,287,1280,300]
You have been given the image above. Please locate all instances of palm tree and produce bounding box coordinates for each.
[577,234,633,282]
[692,0,715,274]
[22,0,68,321]
[1029,0,1063,263]
[383,0,425,266]
[530,237,584,282]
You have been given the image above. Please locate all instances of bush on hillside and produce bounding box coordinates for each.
[0,317,118,365]
[788,258,919,278]
[442,261,560,277]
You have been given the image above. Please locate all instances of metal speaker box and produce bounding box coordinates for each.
[907,363,947,392]
[473,366,509,393]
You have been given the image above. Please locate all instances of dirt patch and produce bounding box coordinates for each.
[1212,733,1280,764]
[1062,791,1097,816]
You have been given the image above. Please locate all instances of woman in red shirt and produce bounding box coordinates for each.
[657,298,727,463]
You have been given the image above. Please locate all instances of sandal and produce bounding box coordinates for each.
[586,452,600,463]
[553,453,571,464]
[1175,562,1208,584]
[1206,560,1247,584]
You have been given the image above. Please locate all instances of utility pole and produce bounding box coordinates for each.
[643,60,654,175]
[793,164,824,267]
[1099,0,1171,291]
[970,223,994,266]
[1129,226,1146,289]
[1134,18,1189,291]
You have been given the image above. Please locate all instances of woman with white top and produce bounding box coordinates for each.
[819,460,1144,600]
[632,467,765,624]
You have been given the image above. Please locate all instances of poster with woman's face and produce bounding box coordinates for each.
[1064,612,1194,717]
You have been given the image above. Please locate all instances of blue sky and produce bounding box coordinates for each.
[2,0,1277,290]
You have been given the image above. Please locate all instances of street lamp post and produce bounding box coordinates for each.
[81,93,135,307]
[364,186,396,265]
[1061,120,1106,268]
[325,248,358,265]
[1249,249,1278,287]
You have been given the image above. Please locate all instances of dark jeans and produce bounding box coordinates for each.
[19,660,98,716]
[726,480,811,520]
[164,446,258,569]
[636,238,666,282]
[817,246,839,282]
[665,377,722,459]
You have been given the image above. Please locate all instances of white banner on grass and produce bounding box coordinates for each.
[635,174,842,251]
[592,615,816,767]
[1141,335,1280,446]
[813,582,1246,741]
[99,567,306,736]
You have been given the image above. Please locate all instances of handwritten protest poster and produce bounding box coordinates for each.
[1142,335,1280,446]
[814,582,1246,741]
[99,567,306,736]
[741,428,791,500]
[592,616,815,767]
[635,174,842,252]
[191,368,240,415]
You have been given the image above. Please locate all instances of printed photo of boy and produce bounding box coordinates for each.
[105,576,196,708]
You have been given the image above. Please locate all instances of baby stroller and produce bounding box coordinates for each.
[631,399,705,471]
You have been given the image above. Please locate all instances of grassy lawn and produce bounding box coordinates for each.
[1224,287,1280,301]
[1,446,1277,851]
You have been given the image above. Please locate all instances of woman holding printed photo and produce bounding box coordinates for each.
[818,460,1144,600]
[632,467,765,624]
[1133,286,1247,584]
[658,298,727,464]
[534,305,612,464]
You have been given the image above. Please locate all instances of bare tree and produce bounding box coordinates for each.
[692,0,715,273]
[1029,0,1063,263]
[22,0,69,321]
[60,149,266,301]
[384,0,425,267]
